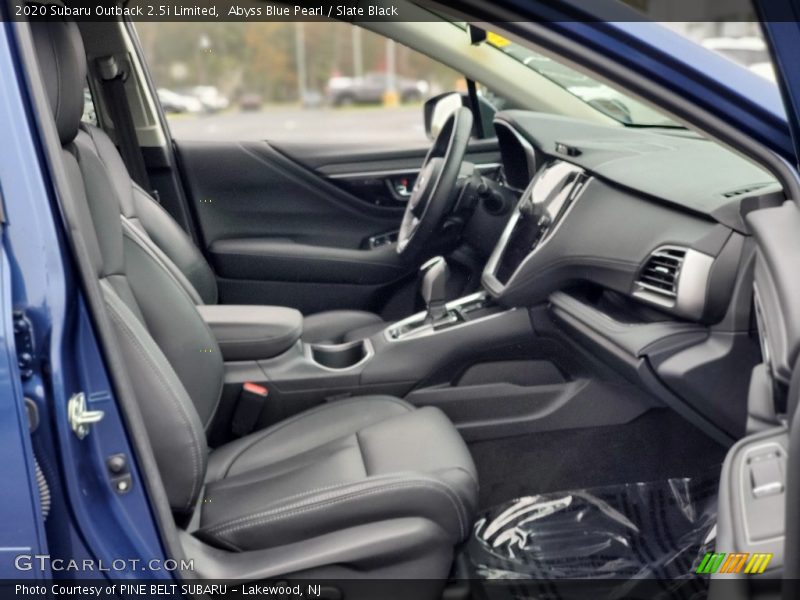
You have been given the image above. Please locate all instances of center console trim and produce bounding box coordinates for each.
[384,292,514,342]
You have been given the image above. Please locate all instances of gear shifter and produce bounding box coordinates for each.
[420,256,450,323]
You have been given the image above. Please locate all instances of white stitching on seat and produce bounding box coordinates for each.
[121,219,203,306]
[206,478,467,544]
[211,477,467,538]
[217,396,413,479]
[117,222,224,429]
[105,293,203,511]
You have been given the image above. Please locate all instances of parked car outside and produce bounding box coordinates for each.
[238,92,263,111]
[326,72,430,106]
[179,85,230,113]
[156,88,203,114]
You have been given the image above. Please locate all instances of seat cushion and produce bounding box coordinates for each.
[195,396,478,552]
[302,310,386,344]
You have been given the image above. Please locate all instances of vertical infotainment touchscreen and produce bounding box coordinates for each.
[491,161,587,285]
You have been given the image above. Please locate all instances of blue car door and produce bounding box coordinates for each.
[754,3,800,591]
[758,5,800,168]
[0,22,50,579]
[0,14,173,582]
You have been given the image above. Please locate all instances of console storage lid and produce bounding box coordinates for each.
[197,305,302,360]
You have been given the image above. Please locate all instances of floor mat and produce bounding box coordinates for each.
[469,409,727,509]
[465,472,718,590]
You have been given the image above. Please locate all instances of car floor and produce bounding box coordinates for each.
[460,408,727,592]
[468,408,727,510]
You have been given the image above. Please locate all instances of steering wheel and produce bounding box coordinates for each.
[397,106,474,259]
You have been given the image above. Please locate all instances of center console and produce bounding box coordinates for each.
[386,292,502,341]
[197,304,303,361]
[207,160,594,444]
[208,288,533,446]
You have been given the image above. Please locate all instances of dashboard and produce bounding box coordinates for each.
[482,111,784,325]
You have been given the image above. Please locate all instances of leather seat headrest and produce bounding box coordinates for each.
[29,18,87,144]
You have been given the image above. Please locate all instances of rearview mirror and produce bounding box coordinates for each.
[424,92,463,139]
[424,91,498,140]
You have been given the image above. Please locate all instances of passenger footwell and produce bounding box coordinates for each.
[465,472,718,586]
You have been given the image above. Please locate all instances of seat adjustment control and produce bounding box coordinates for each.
[749,450,784,498]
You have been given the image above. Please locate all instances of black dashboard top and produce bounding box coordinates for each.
[482,111,777,323]
[496,110,781,218]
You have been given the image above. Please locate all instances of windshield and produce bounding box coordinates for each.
[485,32,682,127]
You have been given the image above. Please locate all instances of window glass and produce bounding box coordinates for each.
[617,1,774,81]
[481,30,680,127]
[662,22,775,82]
[135,22,466,145]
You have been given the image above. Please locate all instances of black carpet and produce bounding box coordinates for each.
[468,409,727,510]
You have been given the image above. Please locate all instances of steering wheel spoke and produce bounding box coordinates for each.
[396,107,473,261]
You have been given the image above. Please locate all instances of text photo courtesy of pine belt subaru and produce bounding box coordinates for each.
[3,0,800,599]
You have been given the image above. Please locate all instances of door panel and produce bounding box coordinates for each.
[708,202,800,597]
[281,139,501,209]
[176,137,499,314]
[210,239,407,284]
[277,138,501,172]
[177,140,406,248]
[176,140,414,313]
[712,10,800,592]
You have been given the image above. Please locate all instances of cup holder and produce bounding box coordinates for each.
[307,339,372,370]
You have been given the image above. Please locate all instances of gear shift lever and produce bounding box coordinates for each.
[420,256,449,323]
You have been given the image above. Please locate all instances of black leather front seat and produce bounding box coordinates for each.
[31,18,477,587]
[76,78,385,345]
[81,124,388,344]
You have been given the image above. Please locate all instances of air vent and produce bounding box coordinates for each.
[722,183,767,199]
[636,247,686,299]
[633,246,714,319]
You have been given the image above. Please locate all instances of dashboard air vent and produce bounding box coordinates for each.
[636,247,686,299]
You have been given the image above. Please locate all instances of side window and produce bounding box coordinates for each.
[135,22,466,146]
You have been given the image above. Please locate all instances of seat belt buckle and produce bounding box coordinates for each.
[231,382,268,437]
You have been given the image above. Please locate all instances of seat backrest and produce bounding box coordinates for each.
[31,17,223,515]
[87,126,219,305]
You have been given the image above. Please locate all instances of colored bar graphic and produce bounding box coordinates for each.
[696,552,773,574]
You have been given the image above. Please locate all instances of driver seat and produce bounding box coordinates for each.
[85,110,386,344]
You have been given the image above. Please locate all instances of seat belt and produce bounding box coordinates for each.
[231,382,269,437]
[96,55,151,190]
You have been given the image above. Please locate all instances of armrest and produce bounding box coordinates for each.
[197,305,302,361]
[209,239,407,284]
